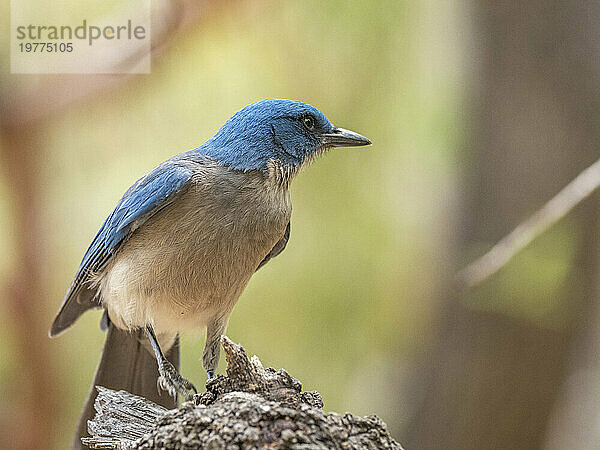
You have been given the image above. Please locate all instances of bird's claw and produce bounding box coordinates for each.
[157,360,197,401]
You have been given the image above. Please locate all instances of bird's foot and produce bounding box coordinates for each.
[157,360,197,401]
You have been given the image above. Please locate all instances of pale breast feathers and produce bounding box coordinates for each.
[97,156,292,333]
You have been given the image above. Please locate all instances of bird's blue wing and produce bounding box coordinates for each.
[50,159,197,336]
[76,160,196,285]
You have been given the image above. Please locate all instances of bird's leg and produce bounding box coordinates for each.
[203,314,229,379]
[145,326,197,400]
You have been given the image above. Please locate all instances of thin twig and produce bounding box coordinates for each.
[457,157,600,289]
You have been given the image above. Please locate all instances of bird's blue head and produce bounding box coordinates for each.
[200,99,371,174]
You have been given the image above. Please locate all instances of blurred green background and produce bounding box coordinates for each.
[3,1,600,449]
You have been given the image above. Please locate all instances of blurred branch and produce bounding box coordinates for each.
[0,128,58,450]
[457,157,600,289]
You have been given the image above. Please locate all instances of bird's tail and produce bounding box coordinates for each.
[73,324,179,449]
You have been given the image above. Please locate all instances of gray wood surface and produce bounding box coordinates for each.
[83,337,402,449]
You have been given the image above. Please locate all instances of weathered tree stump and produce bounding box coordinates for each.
[82,337,402,449]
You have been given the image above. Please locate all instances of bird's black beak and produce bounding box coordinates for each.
[321,127,372,148]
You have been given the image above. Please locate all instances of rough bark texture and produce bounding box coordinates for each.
[83,337,402,449]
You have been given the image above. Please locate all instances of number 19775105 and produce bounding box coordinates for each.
[19,42,73,52]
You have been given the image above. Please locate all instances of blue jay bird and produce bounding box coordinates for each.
[50,99,370,447]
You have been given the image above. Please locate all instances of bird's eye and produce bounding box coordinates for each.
[302,115,316,131]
